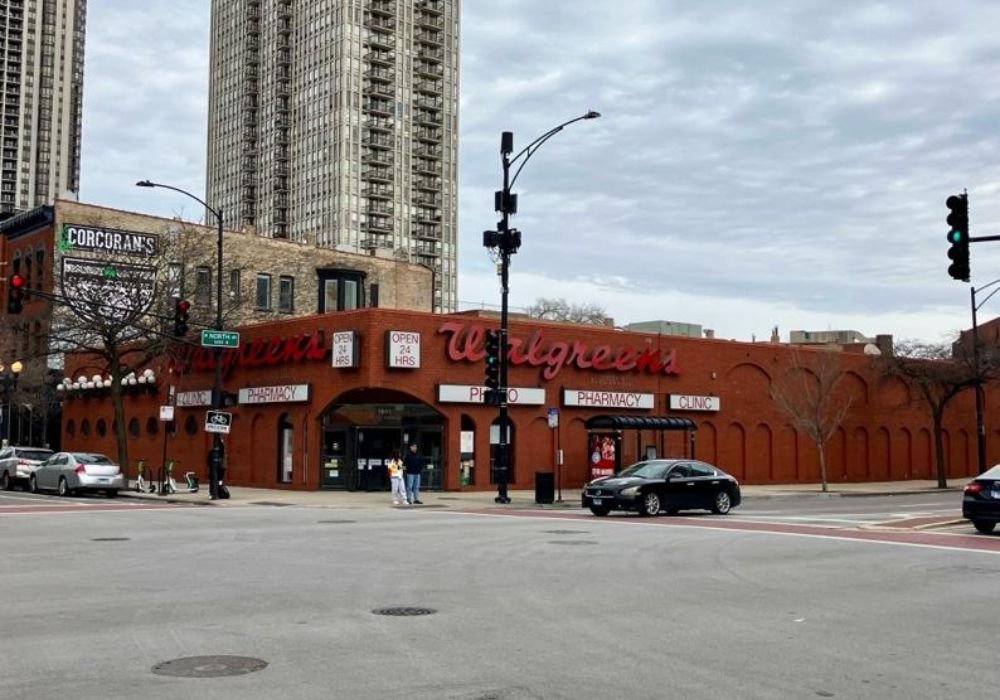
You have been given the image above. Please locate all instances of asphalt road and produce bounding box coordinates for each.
[2,495,997,700]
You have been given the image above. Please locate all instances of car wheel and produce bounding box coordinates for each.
[1,471,11,491]
[973,520,996,534]
[57,477,72,497]
[711,490,733,515]
[28,475,38,494]
[638,492,661,517]
[589,506,611,517]
[105,489,118,498]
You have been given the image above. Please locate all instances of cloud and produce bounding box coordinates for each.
[80,1,1000,342]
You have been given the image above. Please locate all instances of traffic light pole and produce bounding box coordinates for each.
[970,280,1000,474]
[486,111,600,505]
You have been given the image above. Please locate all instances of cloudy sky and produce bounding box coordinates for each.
[81,1,1000,343]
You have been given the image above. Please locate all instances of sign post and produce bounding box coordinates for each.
[548,408,562,501]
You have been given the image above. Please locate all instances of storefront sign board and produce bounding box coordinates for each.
[332,330,358,368]
[563,389,654,409]
[386,330,420,368]
[438,384,545,405]
[668,394,720,412]
[176,390,212,407]
[238,384,311,404]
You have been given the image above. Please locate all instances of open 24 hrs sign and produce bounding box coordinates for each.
[385,330,420,369]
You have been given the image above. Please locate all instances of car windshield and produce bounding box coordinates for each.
[72,453,114,465]
[618,461,671,480]
[18,450,53,461]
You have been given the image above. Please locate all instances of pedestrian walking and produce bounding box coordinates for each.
[403,442,423,504]
[387,449,407,505]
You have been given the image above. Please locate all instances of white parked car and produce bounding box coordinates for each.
[0,446,54,490]
[30,452,125,497]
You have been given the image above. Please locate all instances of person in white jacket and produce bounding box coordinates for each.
[387,449,408,505]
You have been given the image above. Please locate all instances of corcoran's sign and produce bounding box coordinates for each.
[59,224,159,256]
[238,384,311,405]
[669,394,720,412]
[386,330,420,369]
[332,330,358,368]
[438,322,680,381]
[437,384,546,405]
[176,390,212,407]
[168,331,328,377]
[563,389,655,409]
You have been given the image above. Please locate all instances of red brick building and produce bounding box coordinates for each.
[60,308,985,491]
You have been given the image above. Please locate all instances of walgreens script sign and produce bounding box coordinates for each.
[437,322,680,381]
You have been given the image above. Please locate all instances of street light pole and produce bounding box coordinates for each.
[485,110,600,504]
[137,180,225,499]
[0,361,22,445]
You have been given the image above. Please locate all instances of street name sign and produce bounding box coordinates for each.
[201,330,241,348]
[205,410,233,434]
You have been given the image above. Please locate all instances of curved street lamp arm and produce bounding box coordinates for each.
[135,180,222,223]
[974,277,1000,312]
[507,111,600,190]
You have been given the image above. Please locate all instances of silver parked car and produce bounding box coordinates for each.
[0,446,54,490]
[30,452,125,497]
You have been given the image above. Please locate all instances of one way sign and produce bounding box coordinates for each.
[204,410,233,434]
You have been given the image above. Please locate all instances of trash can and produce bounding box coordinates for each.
[535,471,555,504]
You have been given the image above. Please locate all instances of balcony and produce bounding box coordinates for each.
[364,14,396,33]
[365,49,395,66]
[412,209,442,224]
[414,30,443,48]
[412,158,438,176]
[414,127,442,143]
[363,166,393,183]
[417,0,444,15]
[365,65,394,83]
[363,132,393,149]
[417,45,444,62]
[414,77,443,95]
[362,217,393,233]
[364,98,393,117]
[415,109,441,128]
[413,176,442,192]
[415,61,443,79]
[364,81,394,99]
[366,32,395,51]
[367,201,394,216]
[365,116,394,132]
[413,224,442,241]
[414,191,441,208]
[369,0,395,16]
[363,183,393,199]
[416,12,445,30]
[362,149,393,166]
[413,142,441,158]
[361,234,392,249]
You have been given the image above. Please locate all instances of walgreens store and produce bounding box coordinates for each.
[60,308,979,492]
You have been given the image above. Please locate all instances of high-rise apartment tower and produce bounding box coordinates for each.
[206,0,460,312]
[0,0,86,216]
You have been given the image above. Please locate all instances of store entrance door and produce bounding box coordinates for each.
[355,427,400,492]
[320,428,351,489]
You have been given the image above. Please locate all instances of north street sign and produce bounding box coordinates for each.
[204,410,233,434]
[201,329,241,348]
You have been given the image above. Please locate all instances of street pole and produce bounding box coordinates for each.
[136,180,226,499]
[485,111,600,505]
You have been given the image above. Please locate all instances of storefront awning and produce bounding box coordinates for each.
[584,415,697,431]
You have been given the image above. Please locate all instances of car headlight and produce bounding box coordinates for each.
[620,486,641,497]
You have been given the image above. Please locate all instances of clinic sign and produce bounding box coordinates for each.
[386,330,420,368]
[59,224,159,257]
[563,389,654,409]
[438,384,546,405]
[669,394,720,412]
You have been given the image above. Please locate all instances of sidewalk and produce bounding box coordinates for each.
[120,479,964,509]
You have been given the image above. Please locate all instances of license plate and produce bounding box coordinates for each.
[592,498,602,506]
[98,478,110,483]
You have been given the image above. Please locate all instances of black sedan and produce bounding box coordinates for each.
[962,464,1000,534]
[581,459,741,517]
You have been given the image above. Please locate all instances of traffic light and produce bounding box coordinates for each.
[6,273,25,314]
[946,193,970,282]
[484,329,501,405]
[173,298,191,337]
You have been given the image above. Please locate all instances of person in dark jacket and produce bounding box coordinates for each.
[402,442,423,504]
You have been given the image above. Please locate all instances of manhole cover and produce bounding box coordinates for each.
[249,501,293,507]
[151,655,268,678]
[91,537,130,542]
[372,606,437,616]
[547,540,598,546]
[317,519,357,524]
[542,529,589,535]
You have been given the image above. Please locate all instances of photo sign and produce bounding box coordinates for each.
[60,257,157,324]
[386,330,420,368]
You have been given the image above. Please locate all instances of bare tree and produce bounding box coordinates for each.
[770,347,854,492]
[525,297,609,325]
[876,339,989,488]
